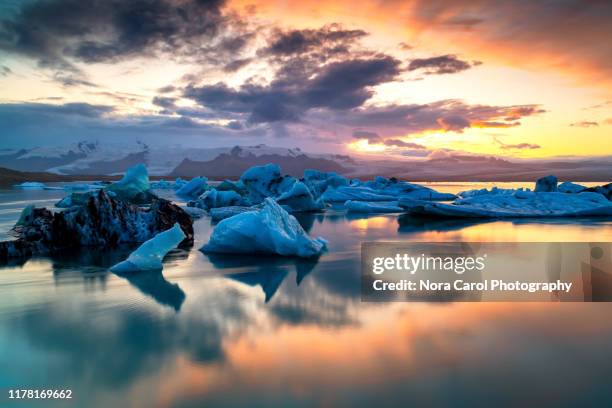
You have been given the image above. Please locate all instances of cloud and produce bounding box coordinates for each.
[0,0,245,74]
[494,137,541,150]
[407,55,481,75]
[383,139,426,149]
[605,118,612,125]
[352,130,381,143]
[0,65,11,76]
[260,25,367,57]
[185,56,402,123]
[570,121,599,127]
[307,99,544,139]
[437,115,471,131]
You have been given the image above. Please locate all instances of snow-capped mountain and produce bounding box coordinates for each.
[0,141,357,177]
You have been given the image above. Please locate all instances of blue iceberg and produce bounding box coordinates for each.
[110,223,186,273]
[105,163,155,203]
[201,198,327,257]
[175,176,208,198]
[240,163,295,203]
[190,189,246,210]
[345,200,402,213]
[276,181,325,212]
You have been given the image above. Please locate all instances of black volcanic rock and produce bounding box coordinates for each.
[0,190,193,263]
[170,151,348,178]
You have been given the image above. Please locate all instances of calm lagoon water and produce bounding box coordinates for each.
[1,182,612,407]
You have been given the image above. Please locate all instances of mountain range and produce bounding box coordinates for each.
[0,141,610,181]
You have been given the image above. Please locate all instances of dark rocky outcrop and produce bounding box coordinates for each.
[0,190,193,263]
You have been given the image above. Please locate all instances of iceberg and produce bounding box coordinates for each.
[276,181,325,212]
[585,183,612,200]
[110,223,186,273]
[345,200,402,213]
[535,175,558,192]
[1,189,194,263]
[400,191,612,218]
[240,163,296,203]
[558,181,587,194]
[303,170,348,198]
[190,189,246,210]
[201,198,327,258]
[321,186,397,202]
[216,179,248,195]
[175,176,208,198]
[150,179,175,189]
[14,182,46,189]
[105,163,156,204]
[209,206,256,222]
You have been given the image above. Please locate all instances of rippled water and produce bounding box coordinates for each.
[1,183,612,407]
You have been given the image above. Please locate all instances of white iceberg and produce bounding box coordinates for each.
[400,191,612,218]
[240,163,296,203]
[345,200,402,213]
[14,182,46,189]
[175,176,208,198]
[276,181,325,212]
[110,223,186,273]
[192,189,246,210]
[201,198,327,257]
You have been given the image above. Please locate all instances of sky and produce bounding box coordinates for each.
[0,0,611,159]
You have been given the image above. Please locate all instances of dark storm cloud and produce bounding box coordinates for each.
[352,130,381,143]
[570,121,599,127]
[407,54,481,75]
[185,56,402,123]
[0,0,240,70]
[260,25,367,57]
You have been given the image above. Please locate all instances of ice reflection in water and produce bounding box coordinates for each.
[0,185,611,407]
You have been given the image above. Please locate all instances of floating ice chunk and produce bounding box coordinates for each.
[400,191,612,218]
[240,163,296,203]
[345,200,402,213]
[201,198,327,257]
[209,206,256,222]
[216,179,247,195]
[105,163,155,203]
[399,189,456,201]
[459,187,528,198]
[535,175,558,192]
[558,181,587,194]
[276,181,324,212]
[14,182,46,189]
[321,186,397,202]
[191,189,246,210]
[173,177,188,190]
[110,223,186,273]
[303,170,348,198]
[175,176,208,198]
[585,183,612,200]
[150,179,175,189]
